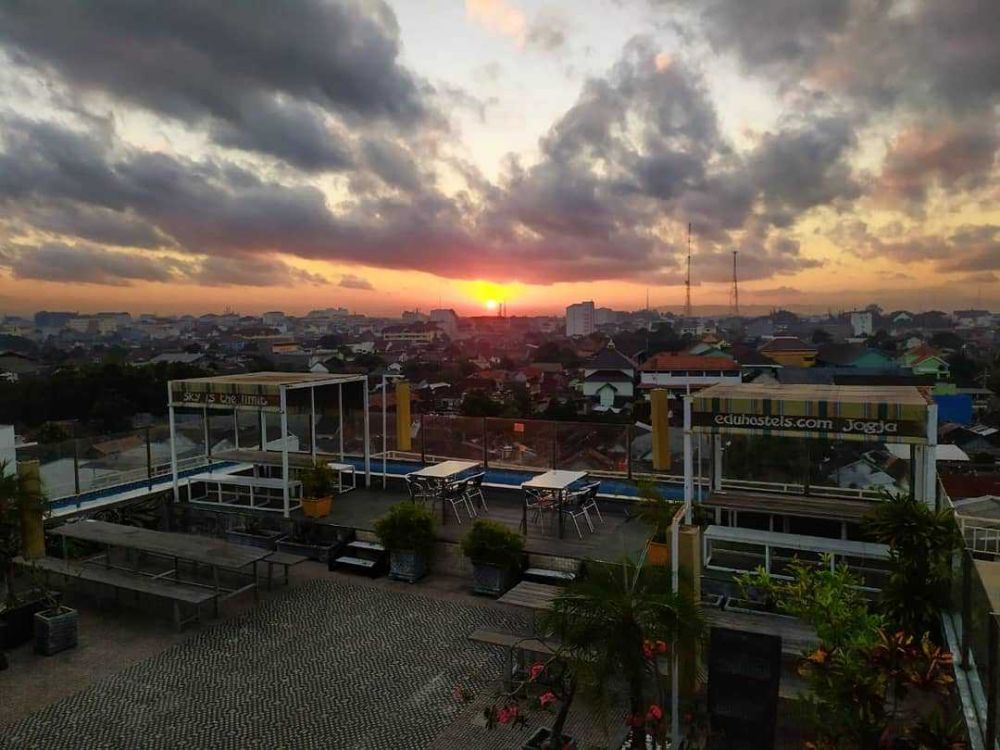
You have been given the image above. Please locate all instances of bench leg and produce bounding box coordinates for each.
[172,601,182,632]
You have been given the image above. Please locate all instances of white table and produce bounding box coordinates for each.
[410,460,482,480]
[520,470,589,538]
[408,460,482,524]
[327,462,356,493]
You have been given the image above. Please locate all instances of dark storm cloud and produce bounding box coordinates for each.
[834,220,999,273]
[4,242,178,285]
[194,256,328,287]
[874,122,997,211]
[0,0,428,169]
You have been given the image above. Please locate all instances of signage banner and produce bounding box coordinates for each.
[172,389,280,410]
[692,410,925,439]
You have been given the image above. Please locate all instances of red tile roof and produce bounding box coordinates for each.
[641,353,739,372]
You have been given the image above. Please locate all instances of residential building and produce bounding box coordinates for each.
[731,345,782,382]
[954,309,992,328]
[899,344,951,380]
[758,336,817,368]
[639,352,741,395]
[565,301,595,337]
[382,322,440,345]
[581,342,637,411]
[261,311,287,327]
[849,310,873,337]
[429,308,459,338]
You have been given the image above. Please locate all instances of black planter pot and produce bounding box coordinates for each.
[34,607,79,656]
[522,727,577,750]
[388,550,427,583]
[225,529,285,551]
[471,562,516,596]
[0,593,61,649]
[275,537,339,563]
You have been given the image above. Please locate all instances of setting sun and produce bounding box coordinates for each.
[484,299,499,311]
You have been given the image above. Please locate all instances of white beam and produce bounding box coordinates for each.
[280,386,290,519]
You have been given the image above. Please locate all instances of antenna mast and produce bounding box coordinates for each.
[684,223,692,318]
[730,250,740,318]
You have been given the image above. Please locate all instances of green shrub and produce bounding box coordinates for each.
[374,502,436,557]
[460,519,524,569]
[299,462,336,499]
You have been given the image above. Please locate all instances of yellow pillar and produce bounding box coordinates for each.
[395,381,412,452]
[17,460,46,560]
[650,388,671,471]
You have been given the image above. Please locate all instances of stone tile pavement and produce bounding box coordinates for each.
[0,578,529,750]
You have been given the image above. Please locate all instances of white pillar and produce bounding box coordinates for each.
[712,434,723,491]
[363,379,371,488]
[203,406,210,461]
[923,402,938,509]
[310,386,317,462]
[259,410,266,451]
[280,387,290,518]
[233,409,239,449]
[338,383,344,461]
[168,399,179,503]
[683,395,693,524]
[382,375,388,490]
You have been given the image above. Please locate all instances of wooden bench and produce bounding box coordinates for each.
[19,557,217,632]
[259,551,308,588]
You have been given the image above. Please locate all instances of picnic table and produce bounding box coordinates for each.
[520,470,588,538]
[408,460,482,524]
[49,520,268,610]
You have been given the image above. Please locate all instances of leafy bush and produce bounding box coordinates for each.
[374,502,436,557]
[460,519,524,569]
[299,462,336,499]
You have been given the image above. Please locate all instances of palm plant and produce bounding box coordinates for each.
[635,480,680,543]
[866,490,960,638]
[539,557,704,748]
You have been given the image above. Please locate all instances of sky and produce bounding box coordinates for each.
[0,0,996,317]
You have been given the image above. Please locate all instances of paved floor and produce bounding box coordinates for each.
[0,576,529,750]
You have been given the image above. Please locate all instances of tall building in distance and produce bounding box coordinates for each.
[565,301,596,337]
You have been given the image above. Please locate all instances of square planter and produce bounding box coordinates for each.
[301,496,332,519]
[275,537,340,564]
[0,593,61,649]
[388,550,427,583]
[471,562,516,597]
[522,727,578,750]
[225,528,285,550]
[34,607,79,656]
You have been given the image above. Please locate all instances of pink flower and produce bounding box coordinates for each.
[641,640,654,660]
[539,691,557,708]
[655,640,668,655]
[646,704,663,722]
[528,661,546,681]
[497,704,519,724]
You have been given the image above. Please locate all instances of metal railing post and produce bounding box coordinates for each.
[420,414,426,464]
[146,427,153,491]
[482,417,488,469]
[626,424,633,480]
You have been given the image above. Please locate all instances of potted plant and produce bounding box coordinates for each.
[460,519,524,596]
[275,523,342,563]
[374,502,436,583]
[635,480,680,567]
[1,460,57,650]
[299,462,336,519]
[225,516,285,550]
[33,588,78,656]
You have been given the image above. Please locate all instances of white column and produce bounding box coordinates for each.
[259,410,266,450]
[168,399,179,503]
[233,409,240,449]
[310,386,317,462]
[382,375,388,490]
[923,402,938,509]
[683,394,693,524]
[362,379,371,488]
[280,387,290,518]
[202,406,210,461]
[338,383,344,461]
[712,434,723,491]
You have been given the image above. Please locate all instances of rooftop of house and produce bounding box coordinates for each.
[586,344,637,372]
[759,336,817,353]
[640,352,739,372]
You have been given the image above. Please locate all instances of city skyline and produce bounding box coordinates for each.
[0,0,997,316]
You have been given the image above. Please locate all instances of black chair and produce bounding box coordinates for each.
[405,475,433,504]
[464,472,488,512]
[561,489,594,538]
[524,487,556,524]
